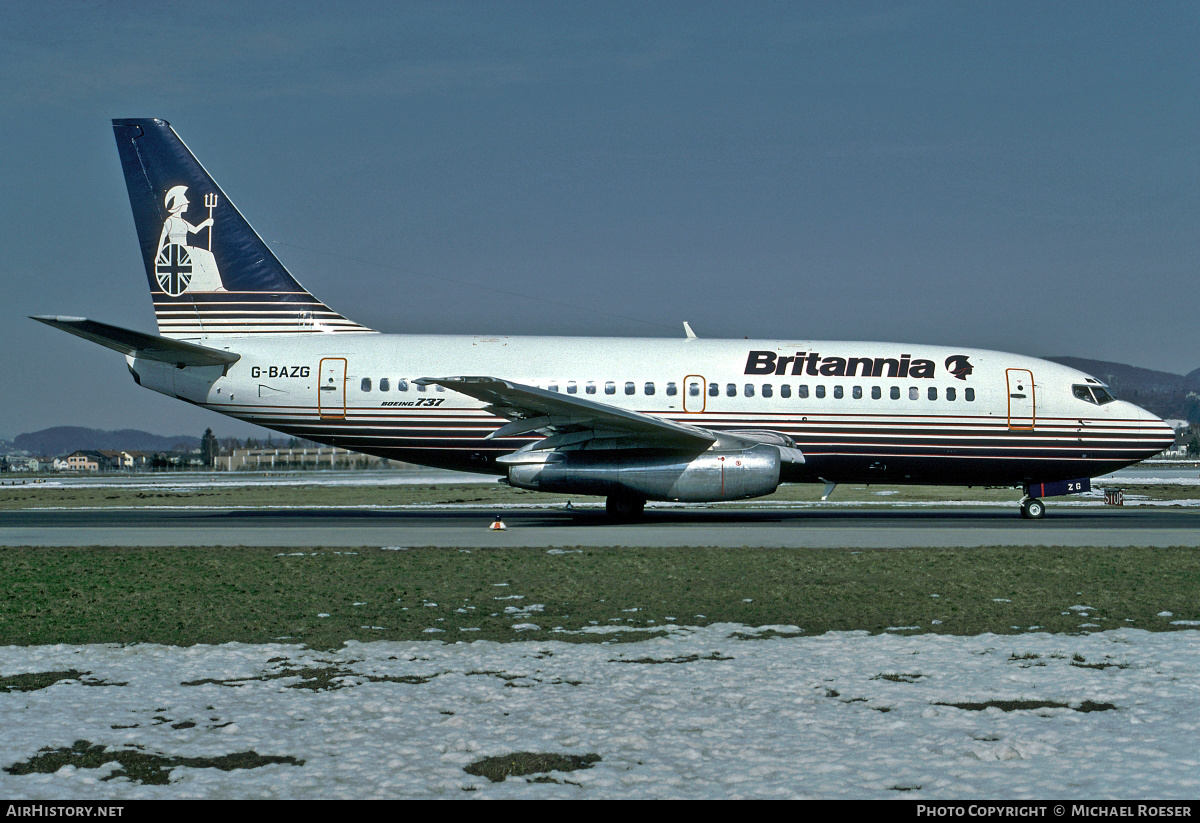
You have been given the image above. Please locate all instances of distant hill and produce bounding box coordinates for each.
[12,427,202,457]
[1048,357,1200,424]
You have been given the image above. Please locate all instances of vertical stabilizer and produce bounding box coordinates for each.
[112,118,374,338]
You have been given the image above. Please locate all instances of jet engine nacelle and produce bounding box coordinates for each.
[126,356,225,404]
[503,444,782,502]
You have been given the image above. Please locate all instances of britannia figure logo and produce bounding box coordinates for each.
[154,185,225,294]
[944,354,974,380]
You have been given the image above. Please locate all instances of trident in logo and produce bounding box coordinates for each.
[204,192,218,250]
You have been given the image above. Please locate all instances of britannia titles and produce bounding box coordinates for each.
[744,350,940,379]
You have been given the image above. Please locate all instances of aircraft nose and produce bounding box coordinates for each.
[1142,405,1171,429]
[1126,401,1177,455]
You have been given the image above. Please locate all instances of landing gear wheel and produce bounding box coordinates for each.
[606,494,646,521]
[1020,497,1046,520]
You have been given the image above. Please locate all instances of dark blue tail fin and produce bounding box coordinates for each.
[112,118,374,338]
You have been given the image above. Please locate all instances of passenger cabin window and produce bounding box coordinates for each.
[548,383,559,393]
[625,381,636,395]
[965,388,975,401]
[833,385,843,399]
[762,384,773,398]
[417,382,426,392]
[398,379,408,392]
[815,385,825,399]
[688,382,701,397]
[605,382,616,395]
[567,381,577,394]
[909,387,919,400]
[709,383,719,397]
[586,381,596,395]
[666,382,677,396]
[798,385,809,398]
[380,378,390,392]
[928,387,937,401]
[361,378,372,392]
[890,386,900,400]
[853,386,862,399]
[726,383,737,397]
[780,385,791,398]
[744,384,755,397]
[947,387,956,401]
[871,386,881,400]
[645,382,655,395]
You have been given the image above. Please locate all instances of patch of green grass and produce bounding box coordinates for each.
[871,673,924,682]
[935,700,1119,712]
[182,662,439,691]
[609,652,733,664]
[463,752,600,783]
[1,670,88,692]
[3,739,303,785]
[0,670,125,691]
[0,545,1198,648]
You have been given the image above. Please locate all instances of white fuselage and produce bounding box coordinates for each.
[128,333,1174,487]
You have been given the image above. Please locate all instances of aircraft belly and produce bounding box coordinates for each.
[789,452,1150,487]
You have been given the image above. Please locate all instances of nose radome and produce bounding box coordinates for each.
[1125,402,1178,453]
[1125,400,1161,423]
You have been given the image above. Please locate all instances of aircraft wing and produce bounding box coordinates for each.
[31,316,240,368]
[416,376,719,449]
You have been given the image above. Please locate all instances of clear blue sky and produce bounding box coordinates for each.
[1,1,1196,438]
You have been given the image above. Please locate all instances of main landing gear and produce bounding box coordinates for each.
[605,493,646,521]
[1019,496,1046,520]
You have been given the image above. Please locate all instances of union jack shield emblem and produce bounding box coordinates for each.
[155,243,193,295]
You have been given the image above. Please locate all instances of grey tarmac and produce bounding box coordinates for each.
[3,505,1200,548]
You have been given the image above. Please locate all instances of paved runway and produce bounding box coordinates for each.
[3,505,1199,548]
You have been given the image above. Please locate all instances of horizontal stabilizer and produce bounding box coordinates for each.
[31,316,240,367]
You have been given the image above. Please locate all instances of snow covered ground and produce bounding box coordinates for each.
[3,626,1200,799]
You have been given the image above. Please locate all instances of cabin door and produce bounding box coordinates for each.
[318,358,347,419]
[1006,368,1035,429]
[683,374,706,413]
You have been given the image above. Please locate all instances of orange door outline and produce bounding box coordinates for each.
[319,357,347,419]
[683,374,706,413]
[1006,368,1035,430]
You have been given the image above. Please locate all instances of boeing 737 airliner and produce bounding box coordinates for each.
[34,119,1175,519]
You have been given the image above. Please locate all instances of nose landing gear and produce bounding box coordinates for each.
[1019,496,1046,519]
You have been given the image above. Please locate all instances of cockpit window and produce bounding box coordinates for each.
[1073,384,1116,405]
